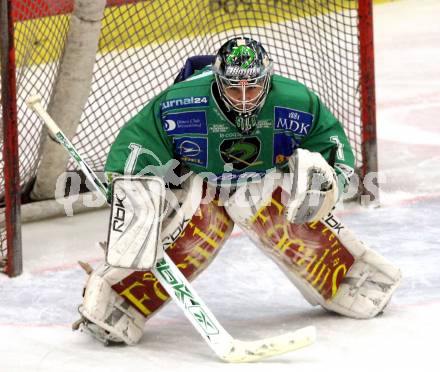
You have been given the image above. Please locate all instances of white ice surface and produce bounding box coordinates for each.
[1,0,440,370]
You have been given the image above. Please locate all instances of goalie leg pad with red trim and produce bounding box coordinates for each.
[110,196,234,320]
[76,175,234,344]
[225,175,401,319]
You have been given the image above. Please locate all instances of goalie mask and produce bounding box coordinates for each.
[212,37,273,133]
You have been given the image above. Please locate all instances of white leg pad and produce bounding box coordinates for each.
[79,265,145,345]
[323,248,402,319]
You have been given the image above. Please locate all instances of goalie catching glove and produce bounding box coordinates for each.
[285,148,339,224]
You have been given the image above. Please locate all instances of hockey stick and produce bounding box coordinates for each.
[26,95,316,363]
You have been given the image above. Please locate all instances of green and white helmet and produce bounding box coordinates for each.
[212,37,273,133]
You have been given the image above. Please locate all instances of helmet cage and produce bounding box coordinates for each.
[216,72,271,116]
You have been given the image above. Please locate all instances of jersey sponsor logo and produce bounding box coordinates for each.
[160,96,209,112]
[164,119,177,131]
[274,107,313,136]
[210,123,229,133]
[163,111,207,135]
[178,140,201,157]
[219,137,262,170]
[273,132,299,165]
[219,131,245,139]
[256,120,272,129]
[173,137,208,167]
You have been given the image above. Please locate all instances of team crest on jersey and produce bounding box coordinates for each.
[219,137,261,171]
[274,107,313,136]
[160,96,209,112]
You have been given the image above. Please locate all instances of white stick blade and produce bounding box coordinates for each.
[221,326,316,363]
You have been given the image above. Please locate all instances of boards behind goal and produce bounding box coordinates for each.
[0,0,377,276]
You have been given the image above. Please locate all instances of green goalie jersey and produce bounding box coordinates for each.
[105,69,355,190]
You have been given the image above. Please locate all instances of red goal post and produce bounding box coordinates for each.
[0,0,377,277]
[1,0,22,276]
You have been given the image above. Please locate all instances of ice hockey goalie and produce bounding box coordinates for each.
[74,37,401,345]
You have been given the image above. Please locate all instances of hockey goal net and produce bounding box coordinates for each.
[0,0,376,276]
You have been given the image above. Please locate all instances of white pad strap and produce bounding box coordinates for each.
[161,173,204,249]
[106,176,166,270]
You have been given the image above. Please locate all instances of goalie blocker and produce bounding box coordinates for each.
[106,176,166,270]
